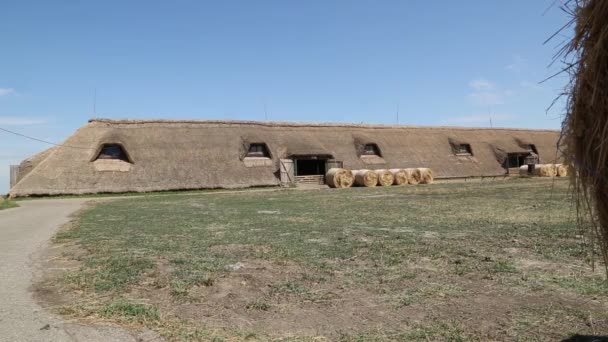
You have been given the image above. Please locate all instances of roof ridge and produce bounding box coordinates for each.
[89,118,560,132]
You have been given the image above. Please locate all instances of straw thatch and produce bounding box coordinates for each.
[556,164,568,177]
[374,169,394,186]
[418,168,434,184]
[390,169,408,185]
[326,168,354,188]
[559,0,608,270]
[9,119,561,196]
[405,168,422,185]
[353,170,378,187]
[16,147,57,184]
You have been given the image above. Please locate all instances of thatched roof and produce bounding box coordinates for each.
[9,119,561,196]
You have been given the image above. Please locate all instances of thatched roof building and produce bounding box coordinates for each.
[9,119,561,197]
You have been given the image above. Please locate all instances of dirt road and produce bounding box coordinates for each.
[0,199,156,342]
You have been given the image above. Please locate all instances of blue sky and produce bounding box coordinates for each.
[0,1,570,193]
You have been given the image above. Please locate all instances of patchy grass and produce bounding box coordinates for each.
[0,199,18,210]
[42,178,608,341]
[99,299,160,323]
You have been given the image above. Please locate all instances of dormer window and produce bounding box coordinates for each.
[456,144,472,155]
[247,143,270,158]
[95,144,130,162]
[362,143,381,156]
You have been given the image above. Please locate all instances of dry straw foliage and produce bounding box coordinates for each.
[559,0,608,271]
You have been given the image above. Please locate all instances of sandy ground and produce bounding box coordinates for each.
[0,198,160,342]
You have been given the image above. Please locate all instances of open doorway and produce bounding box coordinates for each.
[503,152,539,174]
[292,156,331,185]
[295,159,326,176]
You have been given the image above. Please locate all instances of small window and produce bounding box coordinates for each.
[247,143,270,158]
[362,143,381,156]
[95,144,129,162]
[456,144,472,155]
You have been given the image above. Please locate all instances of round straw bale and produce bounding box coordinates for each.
[556,164,568,177]
[375,169,394,186]
[545,164,558,177]
[532,164,546,177]
[519,165,531,176]
[389,169,408,185]
[326,168,354,188]
[418,168,434,184]
[533,164,557,177]
[405,168,422,185]
[353,169,378,187]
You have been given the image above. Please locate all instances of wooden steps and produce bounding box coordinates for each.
[295,175,326,185]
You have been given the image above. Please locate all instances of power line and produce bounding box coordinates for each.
[0,126,93,150]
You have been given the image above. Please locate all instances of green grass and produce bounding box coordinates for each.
[99,299,160,322]
[0,199,18,210]
[47,178,608,341]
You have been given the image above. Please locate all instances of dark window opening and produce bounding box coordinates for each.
[456,144,472,155]
[362,143,381,156]
[295,159,326,176]
[95,144,129,162]
[246,143,270,158]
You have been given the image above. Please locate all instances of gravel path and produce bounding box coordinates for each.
[0,199,159,342]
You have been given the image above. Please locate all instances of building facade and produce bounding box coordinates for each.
[9,119,561,197]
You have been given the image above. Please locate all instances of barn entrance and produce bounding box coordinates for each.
[503,152,539,174]
[296,159,326,176]
[293,156,331,185]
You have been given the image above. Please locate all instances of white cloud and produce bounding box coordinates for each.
[445,113,516,124]
[0,88,16,97]
[0,117,48,125]
[467,79,511,106]
[506,55,527,72]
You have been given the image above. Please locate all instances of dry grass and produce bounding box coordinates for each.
[38,178,608,341]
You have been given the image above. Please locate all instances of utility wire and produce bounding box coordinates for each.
[0,126,93,150]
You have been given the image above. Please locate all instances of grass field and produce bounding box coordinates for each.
[40,178,608,341]
[0,199,18,210]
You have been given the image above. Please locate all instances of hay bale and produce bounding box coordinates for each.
[375,169,394,186]
[519,165,531,176]
[532,164,557,177]
[326,168,354,188]
[556,164,568,177]
[404,168,422,185]
[353,169,378,187]
[532,164,547,177]
[418,168,434,184]
[390,169,408,185]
